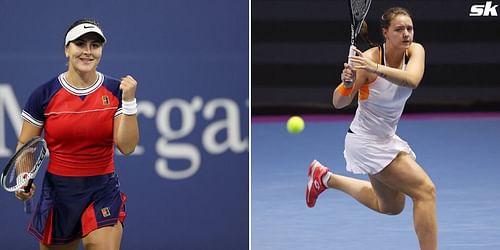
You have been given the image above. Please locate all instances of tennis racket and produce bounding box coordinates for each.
[345,0,372,87]
[1,136,48,214]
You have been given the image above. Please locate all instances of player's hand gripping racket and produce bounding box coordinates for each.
[345,0,372,87]
[1,136,48,214]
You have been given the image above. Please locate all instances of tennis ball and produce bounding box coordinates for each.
[287,116,305,134]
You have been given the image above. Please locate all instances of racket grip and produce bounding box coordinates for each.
[24,178,34,193]
[24,200,32,214]
[23,178,34,214]
[344,45,357,87]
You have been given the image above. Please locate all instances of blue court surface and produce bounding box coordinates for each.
[251,113,500,250]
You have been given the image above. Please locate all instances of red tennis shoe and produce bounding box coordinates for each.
[306,160,330,208]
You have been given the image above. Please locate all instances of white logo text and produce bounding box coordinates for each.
[470,1,498,16]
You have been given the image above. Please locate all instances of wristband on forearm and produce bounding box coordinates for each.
[122,98,138,115]
[337,83,353,96]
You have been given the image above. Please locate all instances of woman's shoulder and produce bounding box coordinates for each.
[100,73,123,98]
[409,42,425,53]
[363,46,380,54]
[410,42,424,48]
[31,75,62,95]
[100,73,122,89]
[101,73,121,84]
[407,42,425,59]
[363,46,381,62]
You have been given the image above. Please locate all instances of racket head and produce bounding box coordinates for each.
[0,136,48,192]
[348,0,372,43]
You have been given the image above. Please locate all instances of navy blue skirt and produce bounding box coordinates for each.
[28,172,127,245]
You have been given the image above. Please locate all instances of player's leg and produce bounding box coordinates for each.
[81,222,123,250]
[39,239,80,250]
[368,175,406,214]
[326,172,405,214]
[372,152,437,250]
[307,160,405,213]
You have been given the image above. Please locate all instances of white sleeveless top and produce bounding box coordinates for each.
[349,45,412,138]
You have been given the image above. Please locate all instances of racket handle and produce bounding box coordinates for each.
[344,45,357,87]
[23,178,34,214]
[24,178,34,193]
[24,200,32,214]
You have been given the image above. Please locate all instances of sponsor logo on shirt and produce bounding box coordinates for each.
[102,96,110,105]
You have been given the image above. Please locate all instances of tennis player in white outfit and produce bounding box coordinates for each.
[305,7,437,250]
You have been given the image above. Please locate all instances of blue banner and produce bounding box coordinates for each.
[0,0,249,249]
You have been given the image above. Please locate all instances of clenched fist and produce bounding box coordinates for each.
[120,75,138,101]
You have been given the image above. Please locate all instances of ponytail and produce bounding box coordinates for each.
[359,21,377,48]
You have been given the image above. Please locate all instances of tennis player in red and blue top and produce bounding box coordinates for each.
[15,19,139,250]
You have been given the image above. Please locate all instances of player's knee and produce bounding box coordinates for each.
[414,180,436,202]
[83,229,121,250]
[426,183,436,202]
[83,240,119,250]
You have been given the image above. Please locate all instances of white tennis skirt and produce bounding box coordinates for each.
[343,132,416,175]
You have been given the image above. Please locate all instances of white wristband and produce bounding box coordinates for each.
[122,98,137,115]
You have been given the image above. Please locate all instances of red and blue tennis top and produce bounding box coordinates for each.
[22,72,123,176]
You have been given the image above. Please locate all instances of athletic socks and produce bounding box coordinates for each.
[321,171,332,188]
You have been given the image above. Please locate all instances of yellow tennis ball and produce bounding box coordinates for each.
[287,116,305,134]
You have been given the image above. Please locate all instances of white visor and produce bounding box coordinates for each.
[65,23,106,46]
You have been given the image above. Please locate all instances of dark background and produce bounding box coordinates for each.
[252,0,500,115]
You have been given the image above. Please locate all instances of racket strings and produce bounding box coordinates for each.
[15,147,36,175]
[351,0,371,20]
[5,143,41,191]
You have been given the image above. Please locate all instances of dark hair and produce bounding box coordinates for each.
[359,21,377,48]
[64,18,104,46]
[380,7,412,30]
[359,7,413,48]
